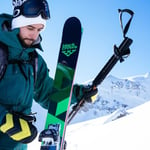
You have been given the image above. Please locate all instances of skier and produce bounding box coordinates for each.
[0,0,98,149]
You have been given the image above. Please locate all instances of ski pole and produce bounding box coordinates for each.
[68,37,132,124]
[67,9,134,124]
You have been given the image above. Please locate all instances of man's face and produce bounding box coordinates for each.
[19,24,44,47]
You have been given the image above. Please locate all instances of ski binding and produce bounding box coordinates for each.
[39,124,61,150]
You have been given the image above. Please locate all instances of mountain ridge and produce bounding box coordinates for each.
[70,72,150,124]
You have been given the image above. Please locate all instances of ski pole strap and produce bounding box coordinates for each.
[118,9,134,38]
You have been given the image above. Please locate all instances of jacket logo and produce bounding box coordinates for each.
[62,43,77,57]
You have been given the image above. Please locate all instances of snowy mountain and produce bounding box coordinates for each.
[70,73,150,124]
[28,73,150,149]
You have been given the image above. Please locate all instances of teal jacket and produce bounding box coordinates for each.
[0,14,78,150]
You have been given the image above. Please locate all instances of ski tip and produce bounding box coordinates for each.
[65,16,81,26]
[67,16,80,21]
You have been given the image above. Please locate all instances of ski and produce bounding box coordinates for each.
[39,17,82,150]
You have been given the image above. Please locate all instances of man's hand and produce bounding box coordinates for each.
[73,84,98,103]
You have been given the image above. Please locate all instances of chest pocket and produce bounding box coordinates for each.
[0,63,34,105]
[0,48,38,85]
[0,50,38,108]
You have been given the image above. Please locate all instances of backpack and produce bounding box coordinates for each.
[0,42,38,85]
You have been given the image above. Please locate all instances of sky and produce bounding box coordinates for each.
[1,0,150,84]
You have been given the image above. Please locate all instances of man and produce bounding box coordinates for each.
[0,0,98,149]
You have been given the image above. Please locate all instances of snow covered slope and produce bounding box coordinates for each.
[28,73,150,149]
[65,101,150,150]
[29,100,150,150]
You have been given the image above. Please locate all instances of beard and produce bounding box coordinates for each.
[18,34,35,48]
[20,38,35,48]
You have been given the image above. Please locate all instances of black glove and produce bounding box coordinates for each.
[0,112,37,144]
[73,84,98,103]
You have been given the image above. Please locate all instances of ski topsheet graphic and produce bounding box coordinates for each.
[39,17,82,150]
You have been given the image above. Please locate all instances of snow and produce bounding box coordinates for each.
[28,73,150,150]
[66,102,150,150]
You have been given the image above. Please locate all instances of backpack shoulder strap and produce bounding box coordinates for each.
[0,42,8,80]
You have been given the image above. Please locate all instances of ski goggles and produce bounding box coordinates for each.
[13,0,50,20]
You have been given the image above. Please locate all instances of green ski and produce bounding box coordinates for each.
[39,17,82,150]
